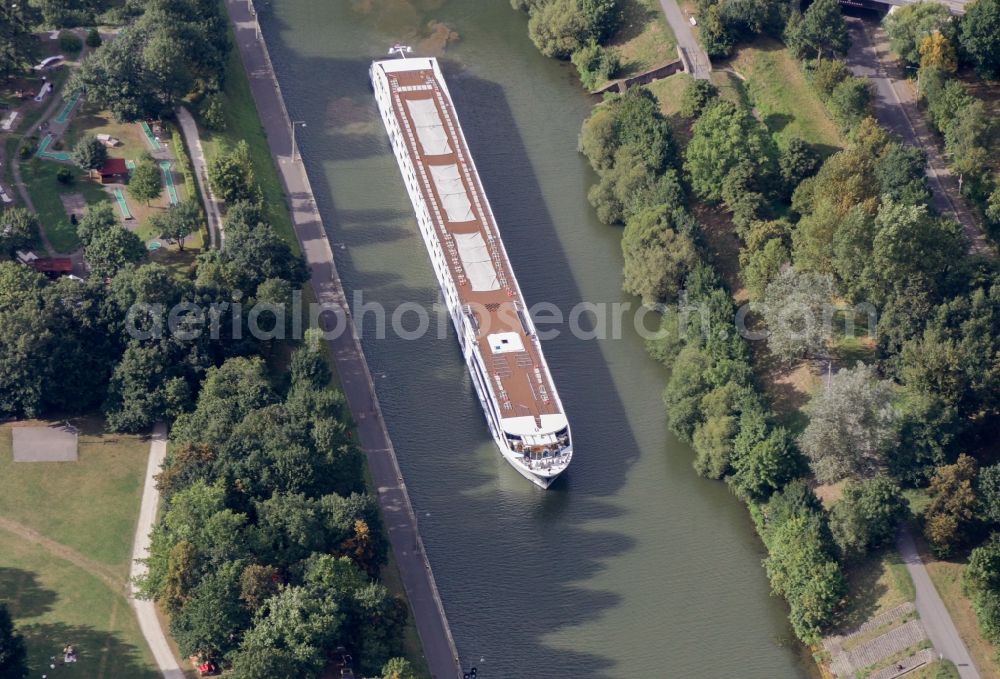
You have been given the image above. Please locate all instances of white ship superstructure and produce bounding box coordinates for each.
[370,55,572,488]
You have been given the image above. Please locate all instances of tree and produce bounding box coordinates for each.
[830,477,908,559]
[828,77,873,127]
[571,41,619,90]
[758,268,834,361]
[218,222,308,296]
[810,58,849,98]
[786,0,850,60]
[979,464,1000,526]
[75,201,119,246]
[85,225,146,279]
[128,158,163,206]
[86,27,102,48]
[663,344,710,443]
[884,1,954,66]
[763,514,844,643]
[680,78,719,118]
[875,142,931,206]
[527,0,619,59]
[685,100,777,203]
[964,534,1000,644]
[0,209,37,256]
[620,206,699,305]
[919,31,958,72]
[0,3,40,81]
[961,0,1000,79]
[0,604,27,679]
[779,137,821,193]
[208,140,256,204]
[72,134,108,171]
[170,561,249,661]
[924,454,979,557]
[943,100,993,187]
[150,200,200,250]
[229,585,343,679]
[729,417,802,501]
[741,238,789,301]
[799,363,899,484]
[380,658,417,679]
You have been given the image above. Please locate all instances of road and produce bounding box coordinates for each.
[129,422,186,679]
[223,1,462,677]
[845,16,991,255]
[658,0,712,79]
[898,526,981,679]
[176,106,224,249]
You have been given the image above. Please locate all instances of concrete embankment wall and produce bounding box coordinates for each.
[591,58,685,96]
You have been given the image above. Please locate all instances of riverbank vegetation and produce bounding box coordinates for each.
[514,0,1000,667]
[511,0,676,90]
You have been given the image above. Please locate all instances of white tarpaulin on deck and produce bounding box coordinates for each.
[455,231,500,291]
[405,98,451,156]
[429,163,474,223]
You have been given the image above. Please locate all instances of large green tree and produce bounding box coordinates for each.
[0,209,37,256]
[961,0,1000,79]
[829,477,908,559]
[128,158,164,206]
[72,135,108,171]
[684,100,777,203]
[799,363,899,484]
[786,0,850,60]
[884,1,955,66]
[85,225,147,279]
[620,205,698,306]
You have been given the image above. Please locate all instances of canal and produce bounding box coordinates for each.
[257,0,811,676]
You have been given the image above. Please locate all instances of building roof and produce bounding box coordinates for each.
[31,257,73,273]
[97,157,129,176]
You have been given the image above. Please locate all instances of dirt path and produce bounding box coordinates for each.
[0,516,124,593]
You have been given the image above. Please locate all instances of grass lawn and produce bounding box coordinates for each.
[20,158,111,253]
[833,550,916,633]
[605,0,677,83]
[197,27,299,254]
[0,418,150,575]
[720,38,844,153]
[910,660,960,679]
[0,417,157,678]
[0,533,159,679]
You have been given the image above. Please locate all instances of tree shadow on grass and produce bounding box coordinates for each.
[19,622,160,679]
[0,568,57,618]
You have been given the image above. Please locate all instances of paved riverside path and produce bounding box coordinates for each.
[898,526,981,679]
[176,106,224,249]
[658,0,712,79]
[130,422,186,679]
[224,2,463,677]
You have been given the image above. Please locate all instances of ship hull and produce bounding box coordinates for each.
[370,57,571,488]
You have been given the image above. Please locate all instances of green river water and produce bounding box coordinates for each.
[257,0,812,676]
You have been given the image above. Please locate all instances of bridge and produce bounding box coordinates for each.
[839,0,970,14]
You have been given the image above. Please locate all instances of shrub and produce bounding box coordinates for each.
[828,77,873,127]
[86,28,103,49]
[56,167,74,184]
[59,31,83,54]
[679,78,719,119]
[200,91,227,131]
